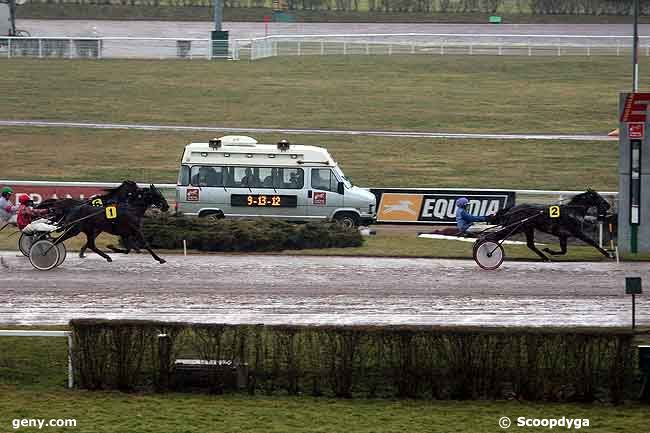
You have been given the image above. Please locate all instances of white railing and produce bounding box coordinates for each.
[0,330,73,388]
[1,34,649,61]
[0,36,238,60]
[248,33,650,60]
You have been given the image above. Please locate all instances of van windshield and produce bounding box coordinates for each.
[333,166,352,188]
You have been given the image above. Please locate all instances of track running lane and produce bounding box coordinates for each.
[0,252,647,327]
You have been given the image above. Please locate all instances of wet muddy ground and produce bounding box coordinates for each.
[0,252,647,327]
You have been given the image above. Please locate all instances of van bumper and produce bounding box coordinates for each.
[359,213,377,226]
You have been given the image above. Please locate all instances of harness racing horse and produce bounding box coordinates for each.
[53,184,169,264]
[37,180,141,257]
[37,180,140,222]
[486,189,614,262]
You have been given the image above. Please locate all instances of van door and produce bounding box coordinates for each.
[185,165,227,217]
[308,168,344,219]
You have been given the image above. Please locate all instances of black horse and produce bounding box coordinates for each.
[485,189,613,262]
[53,184,169,264]
[38,180,142,257]
[37,180,140,222]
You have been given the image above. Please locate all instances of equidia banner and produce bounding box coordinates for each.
[372,189,516,224]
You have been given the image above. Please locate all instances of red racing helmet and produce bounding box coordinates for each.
[18,194,31,205]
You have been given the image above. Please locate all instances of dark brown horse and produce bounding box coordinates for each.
[53,185,169,264]
[485,189,613,261]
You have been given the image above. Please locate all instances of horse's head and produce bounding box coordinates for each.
[144,184,169,212]
[570,189,611,216]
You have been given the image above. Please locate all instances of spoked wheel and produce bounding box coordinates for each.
[473,240,505,270]
[18,233,34,257]
[55,242,67,267]
[29,239,61,271]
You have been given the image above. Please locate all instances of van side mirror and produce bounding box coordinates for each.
[337,181,344,195]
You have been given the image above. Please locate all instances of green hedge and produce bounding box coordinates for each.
[70,319,641,402]
[142,213,362,252]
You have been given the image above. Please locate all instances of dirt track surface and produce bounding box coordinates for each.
[1,252,648,327]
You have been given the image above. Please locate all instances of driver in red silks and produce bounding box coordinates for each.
[16,194,54,232]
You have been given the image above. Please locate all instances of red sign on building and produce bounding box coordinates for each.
[629,123,645,139]
[620,93,650,123]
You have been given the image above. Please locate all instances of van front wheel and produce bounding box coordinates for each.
[333,212,359,229]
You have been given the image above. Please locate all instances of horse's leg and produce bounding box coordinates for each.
[543,235,568,256]
[79,230,94,258]
[106,244,130,254]
[85,230,113,262]
[525,228,550,261]
[106,235,131,254]
[131,227,165,264]
[570,229,614,259]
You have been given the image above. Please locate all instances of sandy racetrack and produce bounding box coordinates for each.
[1,252,647,327]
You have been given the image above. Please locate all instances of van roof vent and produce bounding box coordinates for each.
[219,135,258,147]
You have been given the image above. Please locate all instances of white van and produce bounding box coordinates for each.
[175,136,376,227]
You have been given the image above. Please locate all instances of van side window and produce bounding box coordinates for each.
[223,167,303,189]
[191,166,223,187]
[311,169,336,192]
[259,167,283,189]
[284,168,304,189]
[227,167,261,188]
[178,165,190,186]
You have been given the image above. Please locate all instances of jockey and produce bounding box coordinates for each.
[0,186,18,225]
[16,195,58,233]
[455,197,488,235]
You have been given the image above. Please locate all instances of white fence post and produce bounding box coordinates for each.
[7,38,11,58]
[67,332,74,389]
[38,38,42,58]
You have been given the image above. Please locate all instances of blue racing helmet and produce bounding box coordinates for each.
[456,197,469,208]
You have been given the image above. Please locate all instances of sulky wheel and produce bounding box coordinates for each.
[18,232,34,257]
[55,242,67,267]
[473,240,505,271]
[29,239,61,271]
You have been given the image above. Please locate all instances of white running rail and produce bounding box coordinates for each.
[0,330,74,388]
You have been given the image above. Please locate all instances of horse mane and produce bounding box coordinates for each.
[102,180,138,195]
